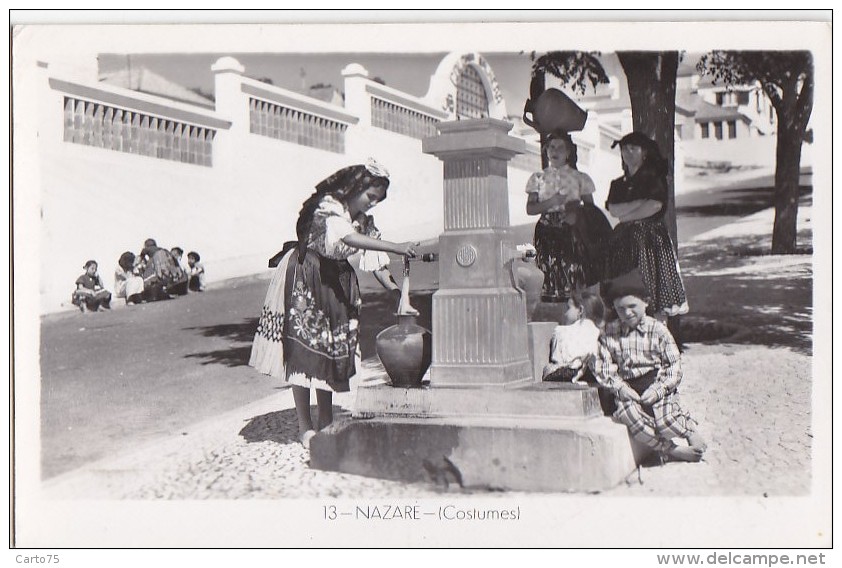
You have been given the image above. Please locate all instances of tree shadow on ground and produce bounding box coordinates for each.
[678,229,813,355]
[676,185,811,218]
[184,317,259,343]
[239,405,345,444]
[185,346,254,367]
[183,317,259,367]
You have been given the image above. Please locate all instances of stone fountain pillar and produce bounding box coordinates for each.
[309,120,639,493]
[422,119,532,387]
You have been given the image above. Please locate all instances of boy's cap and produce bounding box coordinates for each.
[604,271,648,302]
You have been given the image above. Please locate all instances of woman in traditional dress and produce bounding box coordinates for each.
[137,238,188,300]
[603,131,689,318]
[248,159,417,448]
[525,131,598,303]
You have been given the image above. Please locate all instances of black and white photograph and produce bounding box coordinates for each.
[10,11,832,554]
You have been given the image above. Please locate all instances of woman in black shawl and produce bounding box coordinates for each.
[603,132,689,318]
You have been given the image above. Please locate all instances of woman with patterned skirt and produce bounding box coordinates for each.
[248,160,417,448]
[525,131,599,304]
[603,132,689,318]
[137,238,188,300]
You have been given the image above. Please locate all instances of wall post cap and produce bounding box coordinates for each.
[341,63,370,78]
[211,57,245,74]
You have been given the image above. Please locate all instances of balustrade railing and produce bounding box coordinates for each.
[248,97,347,153]
[63,96,215,166]
[370,97,441,140]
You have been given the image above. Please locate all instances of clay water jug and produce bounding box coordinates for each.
[375,314,432,388]
[523,88,587,134]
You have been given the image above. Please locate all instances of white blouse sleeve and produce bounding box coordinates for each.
[324,215,356,254]
[525,171,542,195]
[578,172,596,197]
[321,197,357,255]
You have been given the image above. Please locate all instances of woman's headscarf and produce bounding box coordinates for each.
[141,238,162,258]
[295,158,391,247]
[611,131,668,177]
[314,158,390,201]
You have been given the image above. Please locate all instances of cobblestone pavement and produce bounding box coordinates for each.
[40,343,814,501]
[603,344,813,497]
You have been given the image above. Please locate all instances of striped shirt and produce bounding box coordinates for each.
[591,315,682,400]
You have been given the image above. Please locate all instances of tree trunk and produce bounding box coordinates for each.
[768,69,812,255]
[618,51,679,247]
[771,121,804,254]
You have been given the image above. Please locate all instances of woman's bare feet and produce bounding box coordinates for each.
[299,429,317,449]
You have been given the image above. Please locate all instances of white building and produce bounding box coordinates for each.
[676,63,787,168]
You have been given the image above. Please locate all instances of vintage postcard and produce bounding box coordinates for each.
[10,11,832,555]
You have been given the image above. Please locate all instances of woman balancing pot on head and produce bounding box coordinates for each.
[248,159,418,448]
[603,131,689,320]
[525,130,606,305]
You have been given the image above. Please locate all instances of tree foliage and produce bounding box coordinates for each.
[697,50,814,254]
[530,51,610,95]
[697,51,813,134]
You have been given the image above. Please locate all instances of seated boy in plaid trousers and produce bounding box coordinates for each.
[592,281,707,463]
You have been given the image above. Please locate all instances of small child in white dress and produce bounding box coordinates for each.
[542,290,605,384]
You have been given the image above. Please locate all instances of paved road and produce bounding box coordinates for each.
[40,270,434,479]
[40,277,279,478]
[675,167,812,242]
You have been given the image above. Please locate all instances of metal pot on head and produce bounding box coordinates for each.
[523,88,587,134]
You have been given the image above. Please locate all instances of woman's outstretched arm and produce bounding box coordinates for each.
[342,232,417,257]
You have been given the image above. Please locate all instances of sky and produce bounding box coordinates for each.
[96,50,625,118]
[99,51,535,115]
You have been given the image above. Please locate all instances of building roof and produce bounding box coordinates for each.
[99,67,215,108]
[307,85,344,106]
[582,97,631,113]
[684,96,749,122]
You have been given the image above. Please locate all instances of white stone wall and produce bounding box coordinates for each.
[29,55,543,314]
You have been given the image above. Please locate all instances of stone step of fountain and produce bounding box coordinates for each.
[353,382,605,420]
[310,414,639,493]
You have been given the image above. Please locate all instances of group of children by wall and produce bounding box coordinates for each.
[71,240,206,313]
